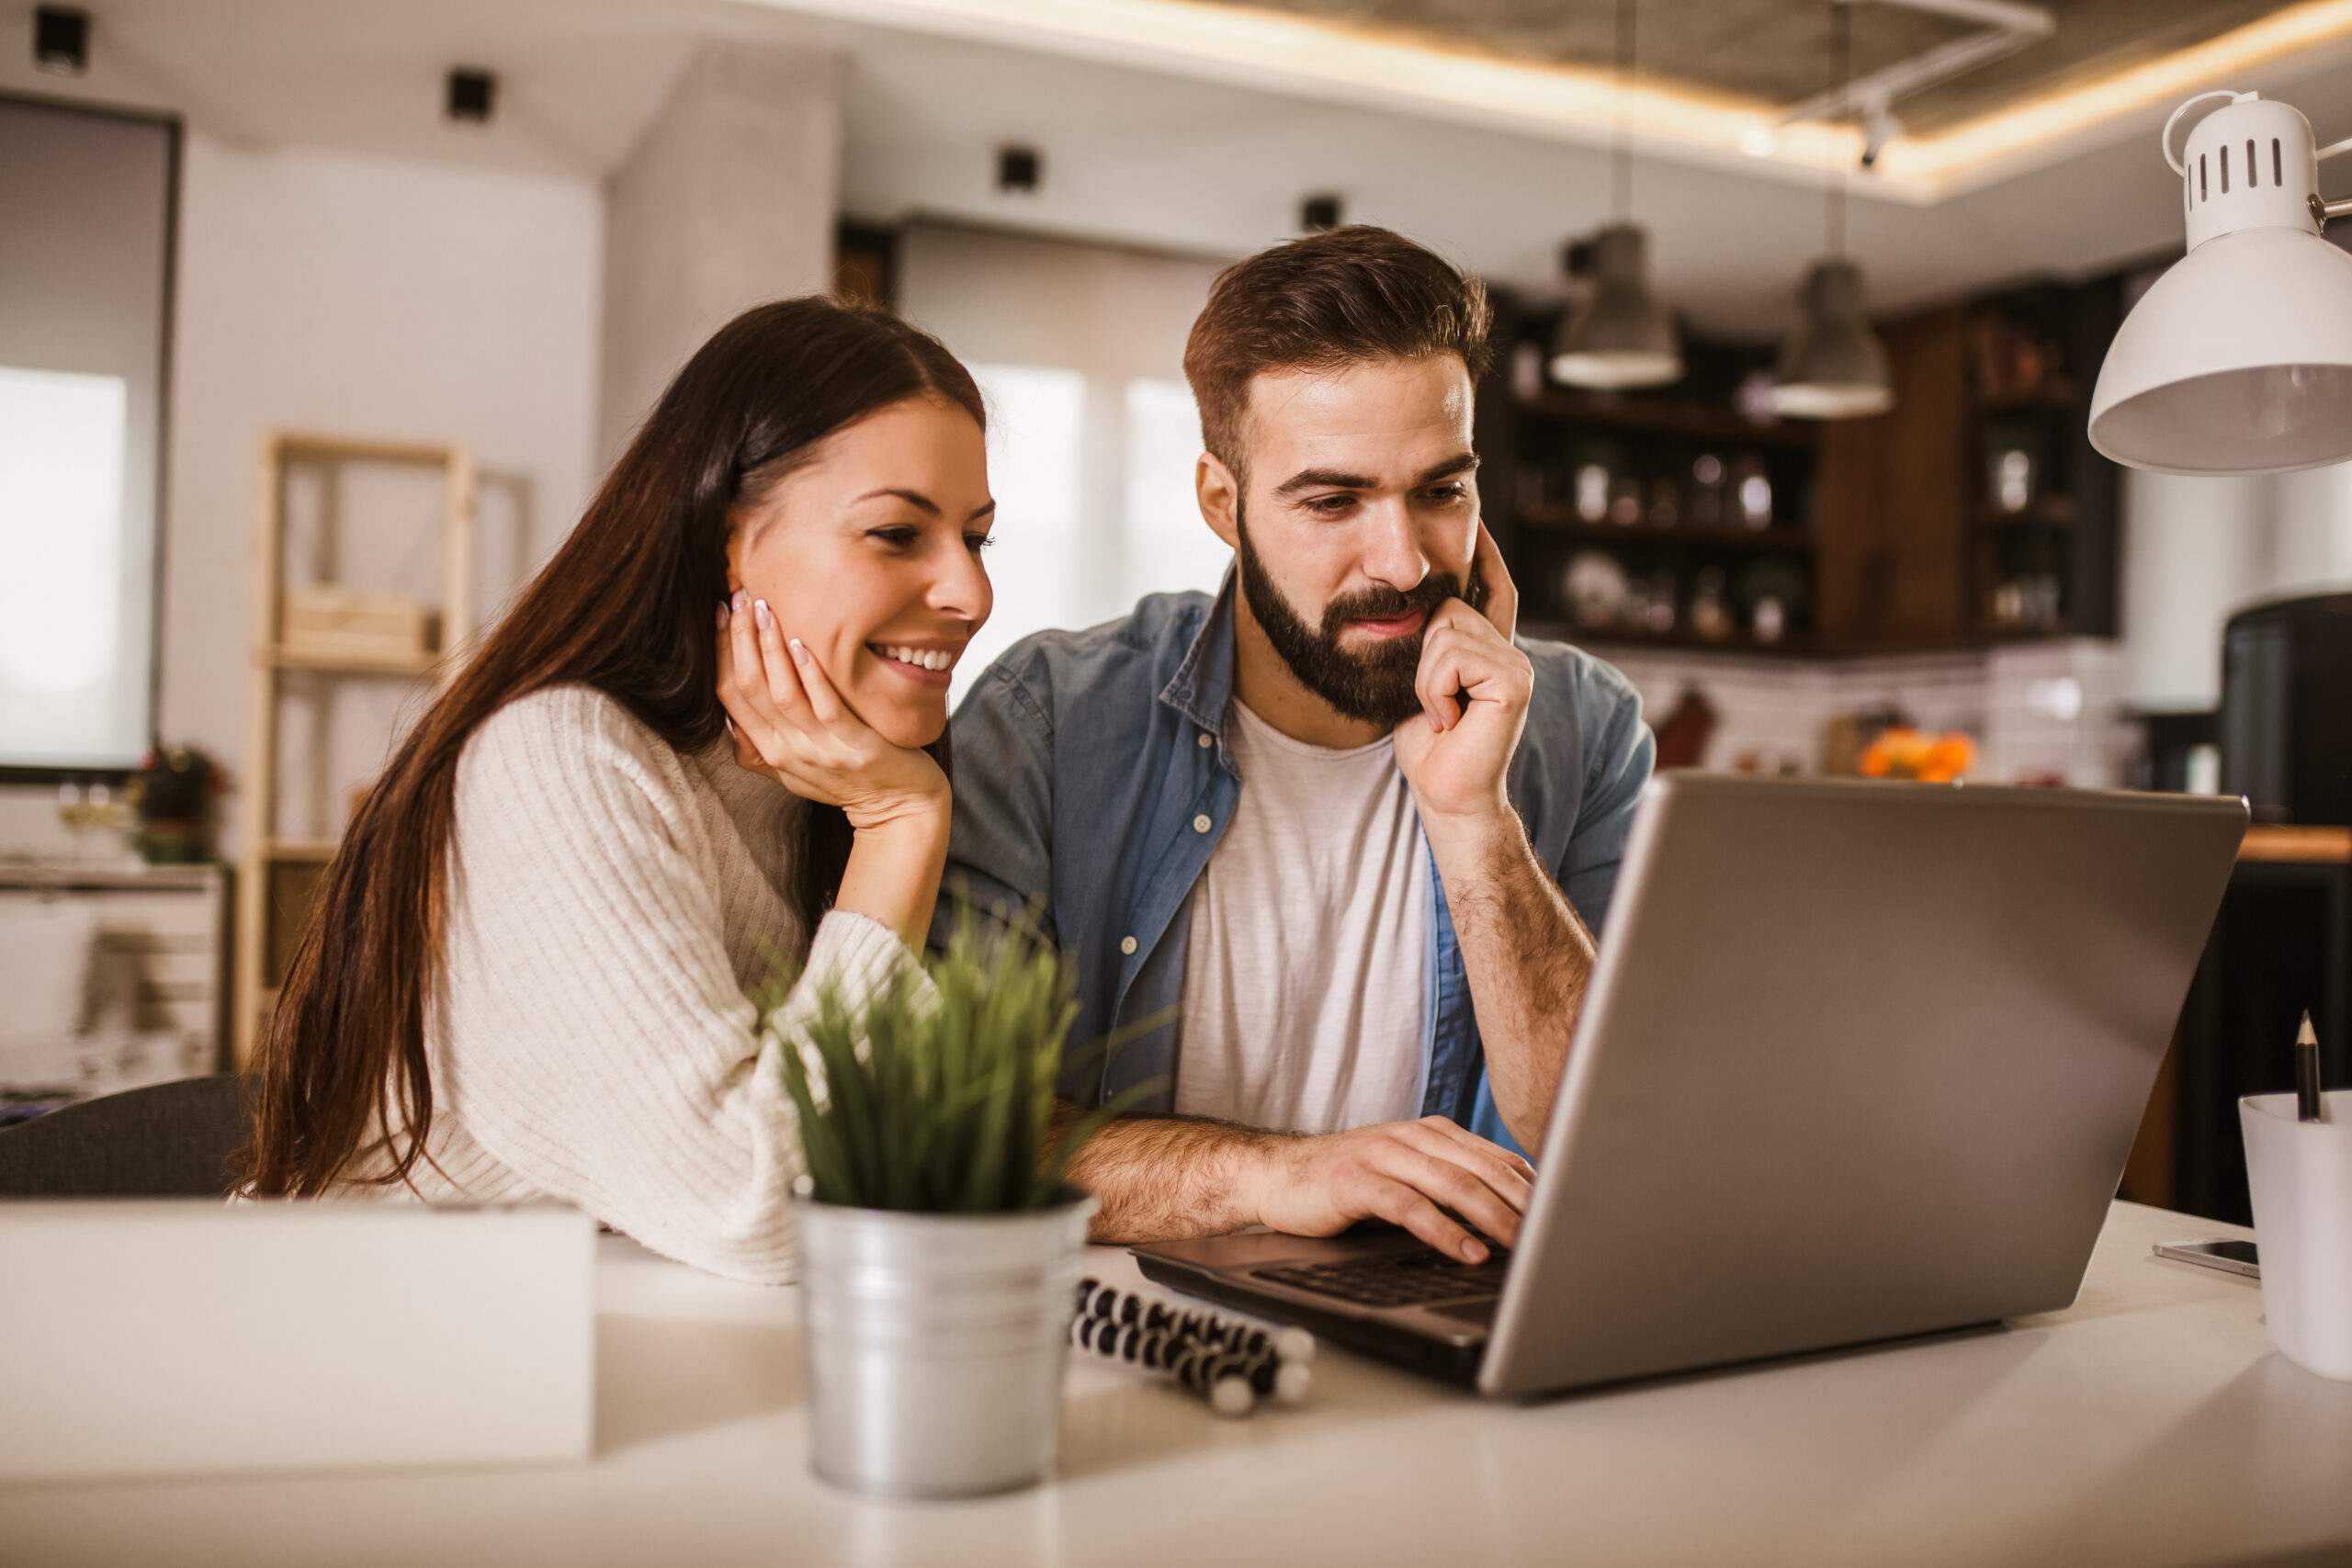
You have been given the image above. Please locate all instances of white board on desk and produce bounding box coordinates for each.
[0,1201,595,1481]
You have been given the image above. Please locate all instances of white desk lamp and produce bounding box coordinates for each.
[2089,91,2352,476]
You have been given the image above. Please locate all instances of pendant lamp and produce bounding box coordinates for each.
[1550,0,1681,389]
[1769,4,1895,421]
[1771,259,1894,418]
[2088,91,2352,476]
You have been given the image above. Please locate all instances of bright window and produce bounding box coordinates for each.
[952,369,1229,706]
[1125,378,1230,610]
[0,367,137,765]
[0,96,174,773]
[958,364,1088,706]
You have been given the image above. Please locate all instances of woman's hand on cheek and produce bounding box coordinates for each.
[717,592,948,832]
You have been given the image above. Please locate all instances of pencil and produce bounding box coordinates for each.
[2297,1010,2326,1123]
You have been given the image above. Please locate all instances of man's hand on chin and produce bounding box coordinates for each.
[1392,521,1532,841]
[1243,1117,1535,1264]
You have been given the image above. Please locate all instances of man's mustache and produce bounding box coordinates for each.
[1318,572,1472,638]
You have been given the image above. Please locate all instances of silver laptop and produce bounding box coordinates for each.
[1132,774,2247,1397]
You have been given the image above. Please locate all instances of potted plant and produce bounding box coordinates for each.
[768,918,1133,1499]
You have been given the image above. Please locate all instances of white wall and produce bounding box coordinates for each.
[599,42,840,464]
[2121,463,2352,711]
[0,136,604,856]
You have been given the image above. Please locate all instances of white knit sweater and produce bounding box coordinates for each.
[347,683,910,1285]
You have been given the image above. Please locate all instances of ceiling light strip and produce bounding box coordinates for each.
[755,0,2352,202]
[760,0,1872,181]
[1878,0,2352,188]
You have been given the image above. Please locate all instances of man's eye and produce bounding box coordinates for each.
[1424,485,1469,503]
[1308,495,1354,514]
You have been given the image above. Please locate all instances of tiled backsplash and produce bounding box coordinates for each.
[1593,638,2132,786]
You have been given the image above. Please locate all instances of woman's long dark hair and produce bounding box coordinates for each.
[242,298,985,1197]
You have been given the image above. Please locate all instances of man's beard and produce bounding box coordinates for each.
[1234,502,1487,728]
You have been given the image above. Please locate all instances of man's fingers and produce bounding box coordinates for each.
[1416,625,1528,732]
[1385,1122,1534,1239]
[1385,1145,1525,1249]
[1471,519,1519,640]
[1413,626,1494,733]
[1414,1114,1538,1184]
[1413,617,1467,732]
[1365,1179,1487,1264]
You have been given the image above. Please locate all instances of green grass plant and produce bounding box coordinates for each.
[763,915,1146,1213]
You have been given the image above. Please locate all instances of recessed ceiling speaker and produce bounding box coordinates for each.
[997,146,1040,193]
[33,6,88,74]
[446,68,497,124]
[1300,195,1343,232]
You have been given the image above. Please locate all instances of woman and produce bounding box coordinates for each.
[240,298,994,1284]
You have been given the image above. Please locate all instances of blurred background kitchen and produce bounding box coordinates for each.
[2,0,2348,1224]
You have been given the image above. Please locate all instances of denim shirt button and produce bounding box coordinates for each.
[1197,732,1213,749]
[1192,813,1212,833]
[1120,935,1138,955]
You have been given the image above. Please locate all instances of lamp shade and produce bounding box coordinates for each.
[1768,258,1894,420]
[2088,94,2352,476]
[1550,223,1682,389]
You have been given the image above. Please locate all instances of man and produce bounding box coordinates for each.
[939,226,1654,1265]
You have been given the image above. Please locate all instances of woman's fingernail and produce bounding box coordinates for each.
[753,598,774,632]
[731,588,749,614]
[788,637,809,665]
[718,603,729,628]
[1461,1240,1485,1263]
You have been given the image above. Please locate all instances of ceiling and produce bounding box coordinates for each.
[0,0,2347,340]
[1195,0,2289,135]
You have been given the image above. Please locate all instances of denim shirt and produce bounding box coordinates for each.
[933,576,1655,1159]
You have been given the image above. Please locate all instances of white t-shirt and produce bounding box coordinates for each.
[1174,697,1430,1134]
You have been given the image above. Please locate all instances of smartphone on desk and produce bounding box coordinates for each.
[2154,1239,2259,1278]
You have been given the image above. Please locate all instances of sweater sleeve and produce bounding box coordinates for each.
[429,688,910,1284]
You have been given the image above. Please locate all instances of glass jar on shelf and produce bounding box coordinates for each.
[1733,454,1773,531]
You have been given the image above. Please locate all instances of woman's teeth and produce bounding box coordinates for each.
[877,645,954,672]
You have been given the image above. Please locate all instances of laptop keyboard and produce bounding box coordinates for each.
[1252,1248,1510,1309]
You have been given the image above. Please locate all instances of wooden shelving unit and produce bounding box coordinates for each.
[1521,508,1815,554]
[233,431,476,1066]
[1480,276,2126,660]
[1488,328,1825,653]
[1518,388,1821,448]
[1961,282,2122,640]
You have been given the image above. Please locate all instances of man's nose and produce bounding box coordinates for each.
[1360,498,1431,591]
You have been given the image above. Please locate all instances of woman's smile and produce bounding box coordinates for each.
[866,638,966,688]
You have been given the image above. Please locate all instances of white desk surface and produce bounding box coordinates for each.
[6,1201,2351,1568]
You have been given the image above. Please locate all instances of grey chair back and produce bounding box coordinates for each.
[0,1076,251,1198]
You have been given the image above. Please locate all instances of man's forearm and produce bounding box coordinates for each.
[1424,817,1596,1155]
[1057,1107,1281,1242]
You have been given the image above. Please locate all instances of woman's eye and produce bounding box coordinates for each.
[965,532,996,553]
[868,526,920,548]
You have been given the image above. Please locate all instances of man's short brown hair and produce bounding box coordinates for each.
[1182,225,1492,479]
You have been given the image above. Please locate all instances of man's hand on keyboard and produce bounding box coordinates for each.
[1246,1117,1533,1265]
